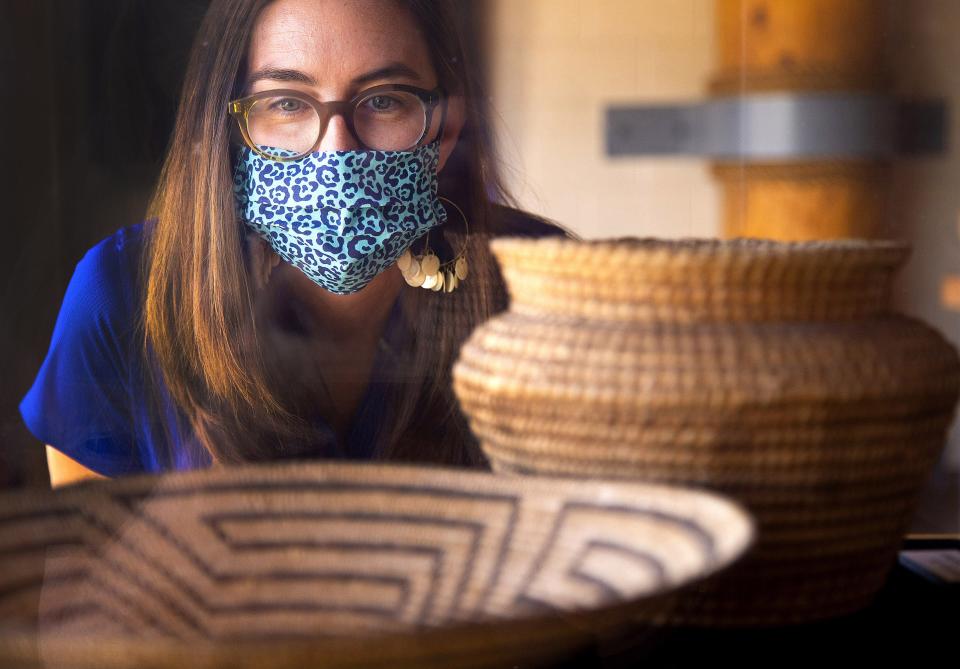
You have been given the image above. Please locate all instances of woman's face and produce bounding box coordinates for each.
[244,0,463,169]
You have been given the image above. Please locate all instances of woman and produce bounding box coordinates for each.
[20,0,568,487]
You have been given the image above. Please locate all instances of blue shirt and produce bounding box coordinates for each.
[18,221,399,476]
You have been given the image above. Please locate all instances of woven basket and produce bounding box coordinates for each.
[453,236,960,626]
[0,461,752,668]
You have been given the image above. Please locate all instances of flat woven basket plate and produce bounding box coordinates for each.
[0,461,753,668]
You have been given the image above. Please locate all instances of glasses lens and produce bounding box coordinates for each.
[247,95,321,159]
[353,90,428,151]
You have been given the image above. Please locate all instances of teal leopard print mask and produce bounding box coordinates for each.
[232,138,447,294]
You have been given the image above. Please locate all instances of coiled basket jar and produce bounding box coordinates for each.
[453,236,960,625]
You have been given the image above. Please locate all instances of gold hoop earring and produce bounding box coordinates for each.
[396,196,469,294]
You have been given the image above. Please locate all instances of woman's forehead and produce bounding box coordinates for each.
[246,0,435,95]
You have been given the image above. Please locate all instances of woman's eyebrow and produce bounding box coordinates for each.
[352,63,423,86]
[245,66,315,88]
[245,62,423,89]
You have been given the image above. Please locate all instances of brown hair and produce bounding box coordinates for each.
[141,0,528,469]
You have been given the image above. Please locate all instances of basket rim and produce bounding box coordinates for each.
[490,235,911,264]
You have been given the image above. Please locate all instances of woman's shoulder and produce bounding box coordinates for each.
[488,203,576,240]
[48,218,153,359]
[68,220,152,319]
[78,220,150,285]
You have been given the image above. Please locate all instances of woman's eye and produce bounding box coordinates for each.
[366,95,400,112]
[271,98,304,113]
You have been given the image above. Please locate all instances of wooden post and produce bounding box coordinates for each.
[711,0,891,241]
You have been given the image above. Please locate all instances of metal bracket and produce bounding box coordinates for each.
[605,93,948,159]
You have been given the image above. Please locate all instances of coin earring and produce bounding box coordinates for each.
[397,196,470,294]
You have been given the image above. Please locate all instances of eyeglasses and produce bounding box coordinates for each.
[227,84,446,161]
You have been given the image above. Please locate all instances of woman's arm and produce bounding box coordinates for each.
[46,445,106,488]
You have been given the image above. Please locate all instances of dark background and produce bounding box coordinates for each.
[1,0,210,486]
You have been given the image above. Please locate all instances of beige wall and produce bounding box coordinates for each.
[487,0,719,240]
[888,0,960,473]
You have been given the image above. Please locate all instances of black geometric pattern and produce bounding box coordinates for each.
[0,462,752,667]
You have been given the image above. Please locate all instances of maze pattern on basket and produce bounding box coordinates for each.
[0,465,744,642]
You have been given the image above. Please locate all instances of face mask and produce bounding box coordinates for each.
[232,138,447,294]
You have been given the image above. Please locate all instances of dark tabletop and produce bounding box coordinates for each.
[549,555,957,668]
